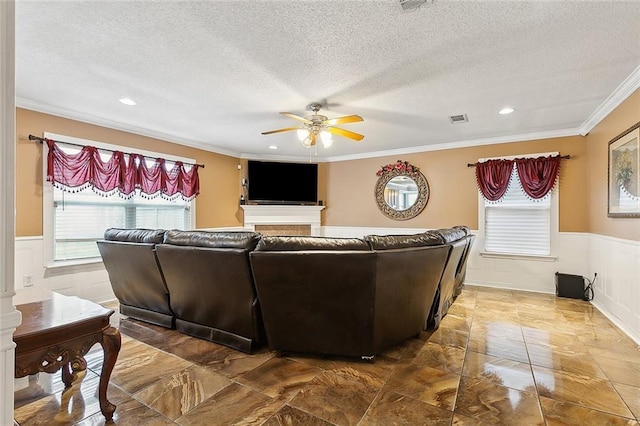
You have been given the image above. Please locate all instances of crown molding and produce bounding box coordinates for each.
[15,98,243,159]
[322,128,580,163]
[579,65,640,136]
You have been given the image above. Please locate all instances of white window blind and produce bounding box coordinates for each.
[484,168,551,256]
[53,188,192,261]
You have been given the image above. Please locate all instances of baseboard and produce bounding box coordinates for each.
[464,281,556,295]
[591,297,640,345]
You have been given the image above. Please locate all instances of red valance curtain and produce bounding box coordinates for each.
[475,155,561,201]
[475,158,514,201]
[515,155,561,199]
[46,139,200,200]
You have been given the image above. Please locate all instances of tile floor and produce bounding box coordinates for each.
[13,286,640,425]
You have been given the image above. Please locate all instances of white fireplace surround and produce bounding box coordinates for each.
[241,205,325,236]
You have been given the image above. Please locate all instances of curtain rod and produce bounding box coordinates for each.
[29,134,205,169]
[467,154,571,168]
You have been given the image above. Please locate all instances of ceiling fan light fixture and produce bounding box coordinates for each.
[262,103,364,149]
[297,128,310,141]
[320,130,333,148]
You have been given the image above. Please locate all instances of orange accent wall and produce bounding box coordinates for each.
[324,136,588,232]
[16,108,243,237]
[586,89,640,241]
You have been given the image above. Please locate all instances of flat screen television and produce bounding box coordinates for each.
[247,160,318,205]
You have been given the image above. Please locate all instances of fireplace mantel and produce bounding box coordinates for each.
[240,205,325,236]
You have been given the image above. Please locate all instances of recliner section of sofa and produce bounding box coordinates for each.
[251,236,378,358]
[155,230,263,353]
[97,228,173,328]
[363,233,451,353]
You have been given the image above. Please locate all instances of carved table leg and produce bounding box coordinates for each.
[61,356,87,387]
[98,326,121,421]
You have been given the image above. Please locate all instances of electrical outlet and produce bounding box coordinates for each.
[23,274,33,287]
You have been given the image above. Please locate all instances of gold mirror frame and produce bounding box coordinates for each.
[374,161,429,220]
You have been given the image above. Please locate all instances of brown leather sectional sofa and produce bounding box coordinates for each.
[98,226,474,359]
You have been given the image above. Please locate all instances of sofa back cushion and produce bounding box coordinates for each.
[104,228,165,244]
[433,226,468,243]
[163,230,261,250]
[255,236,369,251]
[364,232,444,250]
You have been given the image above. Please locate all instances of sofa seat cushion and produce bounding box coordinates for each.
[255,236,369,251]
[364,232,444,250]
[104,228,165,244]
[163,230,261,250]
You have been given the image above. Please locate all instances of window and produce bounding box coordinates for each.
[479,153,558,259]
[44,133,195,265]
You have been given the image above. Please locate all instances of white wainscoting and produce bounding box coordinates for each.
[465,231,590,294]
[14,237,114,303]
[14,229,639,344]
[588,234,640,344]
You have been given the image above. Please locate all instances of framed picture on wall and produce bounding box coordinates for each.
[608,122,640,218]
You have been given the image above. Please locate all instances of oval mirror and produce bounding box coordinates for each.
[375,161,429,220]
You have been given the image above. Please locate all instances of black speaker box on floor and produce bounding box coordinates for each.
[555,272,587,300]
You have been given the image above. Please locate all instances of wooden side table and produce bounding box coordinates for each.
[13,288,121,421]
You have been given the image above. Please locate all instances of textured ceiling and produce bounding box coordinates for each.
[15,0,640,162]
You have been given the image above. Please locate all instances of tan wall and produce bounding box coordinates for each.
[586,89,640,241]
[324,136,588,232]
[16,108,243,237]
[23,93,640,239]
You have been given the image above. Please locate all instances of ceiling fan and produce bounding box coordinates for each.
[262,102,364,148]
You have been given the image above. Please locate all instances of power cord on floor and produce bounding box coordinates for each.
[583,273,597,301]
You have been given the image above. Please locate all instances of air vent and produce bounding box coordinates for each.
[449,114,468,124]
[399,0,428,11]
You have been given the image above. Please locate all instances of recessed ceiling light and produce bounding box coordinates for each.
[119,97,137,106]
[268,145,278,150]
[499,107,514,115]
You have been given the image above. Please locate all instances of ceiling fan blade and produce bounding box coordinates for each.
[324,115,364,126]
[280,112,313,124]
[326,126,365,141]
[261,127,300,135]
